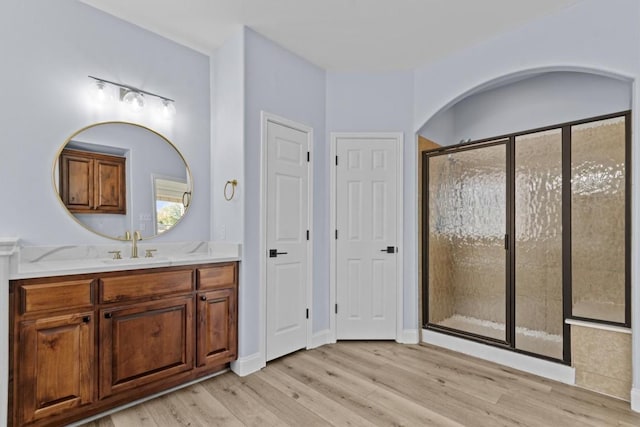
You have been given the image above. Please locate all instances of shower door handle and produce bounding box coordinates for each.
[380,246,396,254]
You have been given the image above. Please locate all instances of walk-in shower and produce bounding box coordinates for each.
[422,112,629,362]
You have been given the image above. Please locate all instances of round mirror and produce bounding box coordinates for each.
[53,122,193,240]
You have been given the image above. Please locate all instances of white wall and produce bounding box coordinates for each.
[242,28,327,356]
[446,72,631,143]
[326,71,416,330]
[412,0,640,407]
[419,107,454,146]
[0,0,211,246]
[211,31,245,245]
[414,0,639,129]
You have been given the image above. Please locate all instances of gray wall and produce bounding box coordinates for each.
[421,72,631,144]
[212,31,245,245]
[0,0,211,246]
[326,71,416,329]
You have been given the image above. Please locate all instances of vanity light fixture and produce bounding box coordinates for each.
[88,75,176,117]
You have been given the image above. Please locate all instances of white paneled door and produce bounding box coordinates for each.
[265,118,310,361]
[336,135,398,339]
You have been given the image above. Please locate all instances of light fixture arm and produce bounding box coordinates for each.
[88,75,175,103]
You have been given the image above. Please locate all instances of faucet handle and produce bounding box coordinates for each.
[145,249,157,258]
[108,250,122,260]
[134,231,142,241]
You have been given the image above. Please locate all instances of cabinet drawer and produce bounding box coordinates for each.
[19,279,94,314]
[100,269,193,303]
[197,263,237,290]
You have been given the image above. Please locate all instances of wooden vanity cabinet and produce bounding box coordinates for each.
[11,277,96,427]
[59,148,126,214]
[197,288,237,367]
[18,312,96,425]
[196,262,238,368]
[9,262,238,427]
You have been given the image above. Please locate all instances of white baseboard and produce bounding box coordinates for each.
[230,352,265,377]
[396,329,420,344]
[309,329,333,349]
[422,329,575,385]
[631,388,640,412]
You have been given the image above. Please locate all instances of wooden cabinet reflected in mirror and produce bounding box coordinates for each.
[59,148,126,214]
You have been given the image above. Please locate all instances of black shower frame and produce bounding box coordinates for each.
[421,110,631,365]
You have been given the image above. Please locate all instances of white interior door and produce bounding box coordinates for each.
[336,136,398,339]
[266,119,310,361]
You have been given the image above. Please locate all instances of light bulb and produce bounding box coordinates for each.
[122,90,145,111]
[161,99,176,119]
[91,80,111,105]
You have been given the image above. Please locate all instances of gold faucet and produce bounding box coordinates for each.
[131,231,142,258]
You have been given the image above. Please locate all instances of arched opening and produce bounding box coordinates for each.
[415,69,633,395]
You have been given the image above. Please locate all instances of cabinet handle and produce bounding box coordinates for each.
[200,295,207,301]
[82,316,91,323]
[104,312,112,319]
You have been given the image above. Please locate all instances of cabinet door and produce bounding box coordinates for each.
[100,295,193,398]
[18,312,95,424]
[94,157,126,213]
[60,151,94,212]
[197,288,237,368]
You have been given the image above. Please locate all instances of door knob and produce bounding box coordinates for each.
[380,246,396,254]
[269,249,288,258]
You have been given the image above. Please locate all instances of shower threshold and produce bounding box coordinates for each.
[436,314,563,360]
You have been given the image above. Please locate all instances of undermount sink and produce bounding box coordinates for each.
[101,256,170,265]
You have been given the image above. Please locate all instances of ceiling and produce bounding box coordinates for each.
[79,0,581,71]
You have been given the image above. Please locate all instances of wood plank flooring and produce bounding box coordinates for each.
[82,342,640,426]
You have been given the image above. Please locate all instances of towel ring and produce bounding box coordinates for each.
[224,179,238,201]
[182,191,192,208]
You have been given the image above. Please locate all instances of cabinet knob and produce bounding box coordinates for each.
[82,316,91,323]
[200,295,207,301]
[104,312,112,319]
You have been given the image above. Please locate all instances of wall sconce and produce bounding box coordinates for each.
[88,75,176,118]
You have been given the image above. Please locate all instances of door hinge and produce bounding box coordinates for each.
[504,234,509,250]
[306,230,309,240]
[335,155,338,166]
[306,308,309,319]
[307,151,310,162]
[335,304,338,314]
[335,229,338,239]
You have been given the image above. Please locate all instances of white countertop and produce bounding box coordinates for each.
[8,241,241,280]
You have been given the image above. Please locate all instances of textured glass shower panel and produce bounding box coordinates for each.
[571,117,626,323]
[428,144,507,341]
[514,130,563,359]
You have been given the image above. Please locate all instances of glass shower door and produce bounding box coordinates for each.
[514,129,564,359]
[426,142,508,342]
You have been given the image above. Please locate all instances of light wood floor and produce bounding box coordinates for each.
[82,341,640,426]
